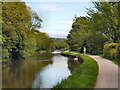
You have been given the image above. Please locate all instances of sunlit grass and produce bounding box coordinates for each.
[53,51,98,89]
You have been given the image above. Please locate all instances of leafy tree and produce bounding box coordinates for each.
[87,1,119,43]
[2,2,32,59]
[62,39,69,50]
[67,1,119,55]
[43,35,55,52]
[86,32,107,54]
[53,38,66,49]
[2,2,55,60]
[67,17,90,52]
[26,7,42,30]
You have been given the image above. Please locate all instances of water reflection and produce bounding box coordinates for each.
[32,55,71,88]
[67,57,80,73]
[2,53,53,88]
[52,50,61,54]
[2,52,81,88]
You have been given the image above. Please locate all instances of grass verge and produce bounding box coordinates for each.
[53,51,98,89]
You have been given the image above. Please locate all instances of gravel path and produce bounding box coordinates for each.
[87,55,119,88]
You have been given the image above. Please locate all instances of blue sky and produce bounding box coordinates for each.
[25,1,94,38]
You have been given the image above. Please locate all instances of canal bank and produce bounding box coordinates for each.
[54,51,98,89]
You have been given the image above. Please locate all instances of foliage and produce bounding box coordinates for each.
[67,16,106,54]
[53,38,69,50]
[54,52,98,88]
[67,1,119,55]
[44,36,55,52]
[2,2,55,60]
[2,2,30,59]
[62,39,69,50]
[115,42,120,61]
[22,31,37,57]
[86,32,107,54]
[67,17,90,52]
[103,43,118,60]
[87,2,119,43]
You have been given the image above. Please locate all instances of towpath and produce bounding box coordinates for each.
[88,55,119,89]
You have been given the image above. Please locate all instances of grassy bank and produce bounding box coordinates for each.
[54,51,98,89]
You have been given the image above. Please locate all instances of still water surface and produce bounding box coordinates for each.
[2,51,80,88]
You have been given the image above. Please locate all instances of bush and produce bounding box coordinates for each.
[2,48,10,59]
[116,43,120,60]
[110,49,116,60]
[103,43,118,60]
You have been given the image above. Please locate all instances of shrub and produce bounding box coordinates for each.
[116,43,120,61]
[2,48,10,59]
[103,43,118,60]
[110,49,116,60]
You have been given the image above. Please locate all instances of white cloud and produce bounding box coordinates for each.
[25,2,94,38]
[43,30,68,35]
[40,29,69,38]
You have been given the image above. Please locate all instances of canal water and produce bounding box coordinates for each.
[2,51,80,88]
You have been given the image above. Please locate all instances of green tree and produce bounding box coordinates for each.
[2,2,31,59]
[67,1,119,55]
[67,17,90,52]
[87,1,119,43]
[2,2,43,59]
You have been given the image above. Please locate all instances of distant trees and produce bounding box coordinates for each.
[2,2,55,60]
[53,38,65,49]
[67,1,119,55]
[53,38,69,50]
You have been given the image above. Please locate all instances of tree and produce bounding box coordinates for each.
[67,17,90,52]
[87,1,119,43]
[26,6,42,30]
[2,2,31,59]
[2,2,43,59]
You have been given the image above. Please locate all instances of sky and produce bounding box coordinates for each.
[25,1,95,38]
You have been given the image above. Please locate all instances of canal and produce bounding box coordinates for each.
[2,51,80,88]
